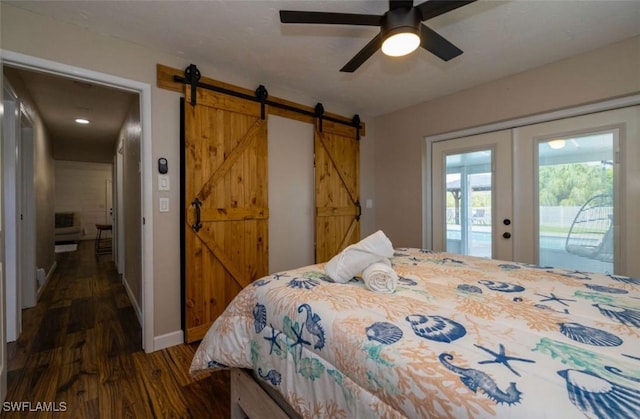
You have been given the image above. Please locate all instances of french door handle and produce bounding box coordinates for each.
[192,198,202,232]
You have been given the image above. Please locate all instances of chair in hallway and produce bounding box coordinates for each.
[95,223,113,256]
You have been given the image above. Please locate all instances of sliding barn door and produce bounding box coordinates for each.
[183,86,268,342]
[315,120,360,263]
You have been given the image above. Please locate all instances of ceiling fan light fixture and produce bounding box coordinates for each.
[382,31,420,57]
[280,0,475,72]
[548,139,566,149]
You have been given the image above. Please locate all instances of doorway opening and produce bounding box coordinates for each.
[1,51,154,353]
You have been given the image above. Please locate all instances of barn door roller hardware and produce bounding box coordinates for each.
[315,103,325,132]
[255,85,268,120]
[353,114,361,141]
[174,64,362,131]
[184,64,201,106]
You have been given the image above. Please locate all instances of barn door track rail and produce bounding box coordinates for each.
[174,64,362,137]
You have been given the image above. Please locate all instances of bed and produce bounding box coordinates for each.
[190,248,640,418]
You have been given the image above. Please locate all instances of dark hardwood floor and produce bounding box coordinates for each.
[4,241,230,418]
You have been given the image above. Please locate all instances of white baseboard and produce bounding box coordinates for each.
[47,261,57,280]
[37,261,57,300]
[121,275,143,326]
[153,330,184,351]
[120,275,181,353]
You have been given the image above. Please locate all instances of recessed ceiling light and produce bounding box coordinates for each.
[75,118,90,124]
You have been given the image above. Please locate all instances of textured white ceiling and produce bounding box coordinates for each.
[5,0,640,148]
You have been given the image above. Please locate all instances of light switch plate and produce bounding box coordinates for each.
[159,197,170,212]
[158,175,170,191]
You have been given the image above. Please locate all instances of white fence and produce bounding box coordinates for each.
[447,206,582,226]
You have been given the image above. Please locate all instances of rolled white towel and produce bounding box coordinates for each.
[363,261,398,293]
[325,230,394,283]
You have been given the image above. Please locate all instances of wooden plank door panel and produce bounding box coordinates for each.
[183,86,268,342]
[315,120,360,263]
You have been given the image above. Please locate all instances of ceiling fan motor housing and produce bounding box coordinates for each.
[382,7,421,39]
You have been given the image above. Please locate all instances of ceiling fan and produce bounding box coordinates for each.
[280,0,477,72]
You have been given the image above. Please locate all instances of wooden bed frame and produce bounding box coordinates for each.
[230,369,301,419]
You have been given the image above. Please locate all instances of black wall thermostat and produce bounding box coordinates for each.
[158,157,168,174]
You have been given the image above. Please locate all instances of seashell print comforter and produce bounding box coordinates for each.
[190,249,640,418]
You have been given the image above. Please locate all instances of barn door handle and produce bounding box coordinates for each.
[355,200,362,221]
[192,198,202,232]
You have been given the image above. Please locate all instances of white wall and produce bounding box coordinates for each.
[268,116,315,273]
[54,160,113,240]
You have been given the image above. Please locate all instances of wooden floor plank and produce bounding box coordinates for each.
[30,307,69,353]
[180,369,231,418]
[24,347,65,408]
[56,330,99,405]
[117,307,142,354]
[132,350,192,418]
[4,241,230,418]
[67,297,96,333]
[6,302,45,372]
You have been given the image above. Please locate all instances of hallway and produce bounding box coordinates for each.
[4,242,229,418]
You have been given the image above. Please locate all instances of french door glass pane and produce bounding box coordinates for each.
[538,132,614,273]
[445,150,492,258]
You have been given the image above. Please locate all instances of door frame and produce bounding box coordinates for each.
[1,50,155,352]
[115,144,126,274]
[2,83,21,342]
[19,106,36,308]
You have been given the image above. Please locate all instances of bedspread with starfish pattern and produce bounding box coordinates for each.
[190,249,640,418]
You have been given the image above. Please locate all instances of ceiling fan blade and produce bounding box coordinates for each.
[389,0,414,10]
[340,34,383,73]
[280,11,382,26]
[419,25,463,61]
[415,0,477,21]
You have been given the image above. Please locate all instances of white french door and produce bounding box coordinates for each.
[428,105,639,278]
[431,130,513,261]
[514,106,638,275]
